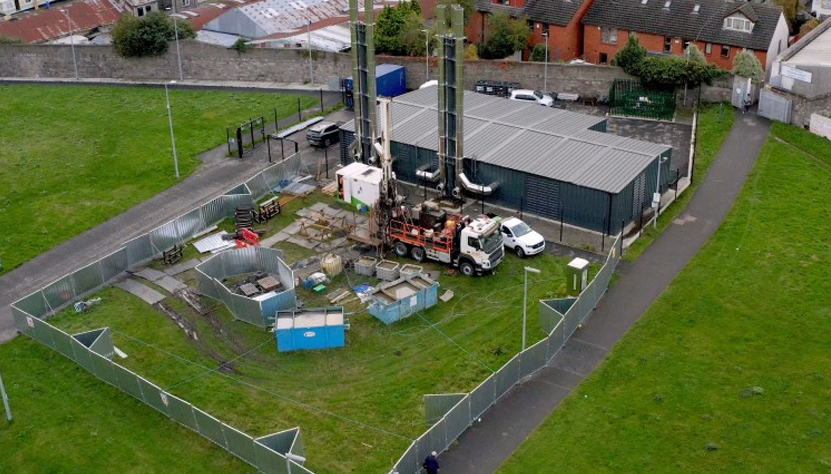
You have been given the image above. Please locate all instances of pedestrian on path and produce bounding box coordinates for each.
[423,451,440,474]
[742,93,751,114]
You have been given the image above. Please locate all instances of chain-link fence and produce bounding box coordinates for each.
[12,149,623,474]
[609,79,676,121]
[388,233,622,474]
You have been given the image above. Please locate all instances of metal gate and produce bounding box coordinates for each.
[525,175,560,219]
[757,89,792,123]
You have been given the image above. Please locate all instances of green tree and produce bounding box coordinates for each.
[375,1,422,55]
[731,48,765,84]
[112,12,195,58]
[529,44,547,62]
[612,32,647,74]
[479,12,530,60]
[636,55,722,88]
[685,43,706,64]
[400,15,434,57]
[465,43,479,60]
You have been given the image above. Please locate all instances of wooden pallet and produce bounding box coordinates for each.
[321,181,338,196]
[278,195,297,207]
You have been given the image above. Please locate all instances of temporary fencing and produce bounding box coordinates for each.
[12,148,623,474]
[10,154,309,474]
[387,233,622,474]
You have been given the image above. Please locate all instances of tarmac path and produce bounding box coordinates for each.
[438,109,770,473]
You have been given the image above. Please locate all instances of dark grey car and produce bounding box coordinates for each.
[306,121,341,147]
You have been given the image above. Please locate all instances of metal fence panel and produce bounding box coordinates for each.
[113,364,146,401]
[42,275,74,313]
[520,338,548,380]
[445,396,471,444]
[424,394,466,426]
[470,374,496,420]
[31,316,56,349]
[165,393,200,432]
[100,248,129,282]
[225,424,258,466]
[287,460,313,474]
[254,441,289,474]
[425,418,448,455]
[193,407,228,449]
[547,320,567,361]
[758,89,791,123]
[413,435,433,474]
[230,293,264,327]
[71,339,95,373]
[13,292,48,319]
[91,353,119,387]
[136,377,169,416]
[12,305,35,338]
[196,273,221,299]
[222,247,258,277]
[89,327,114,359]
[222,194,256,218]
[201,197,226,228]
[391,441,419,474]
[495,355,520,401]
[125,234,154,266]
[150,221,179,257]
[52,326,77,360]
[71,262,104,297]
[245,173,271,201]
[175,208,205,242]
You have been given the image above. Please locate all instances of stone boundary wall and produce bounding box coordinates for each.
[0,41,731,102]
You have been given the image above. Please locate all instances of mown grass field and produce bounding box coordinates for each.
[0,84,316,274]
[1,189,596,474]
[494,122,831,473]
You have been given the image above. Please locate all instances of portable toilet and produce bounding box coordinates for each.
[566,258,590,296]
[275,307,345,352]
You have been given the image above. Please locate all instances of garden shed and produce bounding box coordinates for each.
[339,88,673,234]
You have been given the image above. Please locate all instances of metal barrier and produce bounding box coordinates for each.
[12,150,623,474]
[609,79,676,121]
[389,233,622,474]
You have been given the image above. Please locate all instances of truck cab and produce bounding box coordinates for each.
[456,216,504,275]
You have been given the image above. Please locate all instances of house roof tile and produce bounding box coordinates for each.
[0,0,123,43]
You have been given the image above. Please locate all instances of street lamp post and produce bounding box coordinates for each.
[542,31,548,93]
[0,365,12,422]
[165,6,184,81]
[63,9,79,80]
[422,28,430,82]
[522,266,541,352]
[653,156,668,229]
[164,81,180,179]
[306,12,314,85]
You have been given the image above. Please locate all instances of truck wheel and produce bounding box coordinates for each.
[459,261,475,276]
[515,246,526,258]
[411,246,425,262]
[394,241,408,257]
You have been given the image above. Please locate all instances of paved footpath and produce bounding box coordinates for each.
[0,80,342,342]
[439,109,770,473]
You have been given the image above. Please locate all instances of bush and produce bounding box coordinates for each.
[231,38,252,54]
[732,49,765,84]
[112,12,196,58]
[0,36,23,45]
[612,33,646,74]
[479,12,530,60]
[529,44,547,62]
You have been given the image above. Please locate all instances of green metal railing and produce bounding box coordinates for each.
[609,79,676,121]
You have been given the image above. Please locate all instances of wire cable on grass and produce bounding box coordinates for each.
[164,336,275,391]
[112,330,412,441]
[413,310,495,373]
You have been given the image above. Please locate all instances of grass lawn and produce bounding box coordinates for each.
[0,84,316,275]
[2,191,595,474]
[625,103,735,260]
[493,122,831,473]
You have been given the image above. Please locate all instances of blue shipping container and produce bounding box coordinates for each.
[344,64,407,98]
[275,307,345,352]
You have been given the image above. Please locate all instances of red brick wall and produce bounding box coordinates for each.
[583,27,768,70]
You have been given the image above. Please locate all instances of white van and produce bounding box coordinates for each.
[508,89,554,107]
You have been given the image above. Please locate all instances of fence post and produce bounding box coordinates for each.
[226,127,231,156]
[297,98,302,122]
[267,135,272,163]
[0,365,12,422]
[236,127,244,158]
[249,119,255,150]
[274,108,279,130]
[559,204,564,242]
[320,89,324,113]
[519,197,523,221]
[324,147,329,178]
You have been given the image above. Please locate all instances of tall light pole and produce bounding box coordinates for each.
[542,31,549,93]
[63,9,79,80]
[306,10,314,85]
[165,6,184,81]
[0,365,12,422]
[422,28,430,82]
[653,156,668,229]
[522,266,541,352]
[165,81,180,179]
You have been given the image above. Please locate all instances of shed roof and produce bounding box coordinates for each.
[0,0,123,43]
[341,88,671,194]
[582,0,783,52]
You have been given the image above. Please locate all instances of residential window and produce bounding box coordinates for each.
[723,16,753,32]
[183,0,191,6]
[601,27,618,44]
[705,42,712,55]
[600,53,608,64]
[664,37,672,53]
[721,45,730,58]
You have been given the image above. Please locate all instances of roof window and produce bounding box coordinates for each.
[693,4,700,13]
[663,0,671,8]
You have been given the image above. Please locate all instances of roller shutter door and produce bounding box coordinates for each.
[525,175,560,219]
